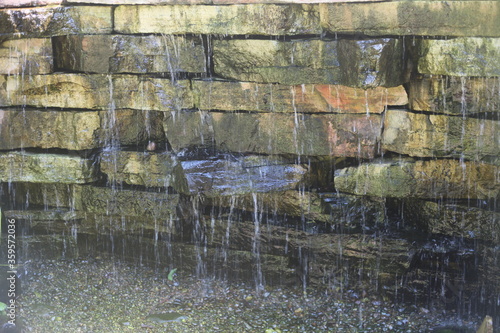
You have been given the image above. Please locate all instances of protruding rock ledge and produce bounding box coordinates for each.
[53,35,206,74]
[193,80,407,113]
[335,158,500,200]
[0,152,97,184]
[181,155,307,197]
[213,38,404,88]
[114,4,320,35]
[382,109,500,161]
[409,75,500,115]
[319,1,500,37]
[0,74,193,111]
[164,110,382,158]
[100,150,188,192]
[0,6,112,37]
[415,38,500,77]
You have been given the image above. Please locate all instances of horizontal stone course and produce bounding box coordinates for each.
[53,35,206,74]
[415,38,500,76]
[0,108,164,150]
[0,152,97,184]
[193,80,407,113]
[0,74,192,111]
[164,110,382,158]
[0,6,112,37]
[0,38,52,75]
[409,75,500,115]
[213,38,404,87]
[100,150,188,192]
[114,4,320,35]
[335,158,500,200]
[319,1,500,37]
[382,109,500,161]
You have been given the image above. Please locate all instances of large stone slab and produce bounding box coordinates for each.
[0,109,101,150]
[213,38,404,87]
[0,38,52,75]
[163,110,215,152]
[164,111,382,158]
[0,74,193,111]
[0,108,164,150]
[112,76,193,111]
[181,155,307,196]
[0,6,112,37]
[114,4,320,35]
[193,80,407,113]
[319,1,500,37]
[11,183,83,210]
[0,152,97,184]
[415,38,500,77]
[335,158,500,200]
[100,150,188,192]
[409,75,500,115]
[53,35,206,74]
[211,112,382,157]
[0,74,110,109]
[382,109,500,161]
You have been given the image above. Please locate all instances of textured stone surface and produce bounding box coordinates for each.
[193,80,407,113]
[112,76,193,111]
[415,38,500,76]
[213,38,404,87]
[406,200,500,243]
[382,109,500,161]
[108,109,165,147]
[114,4,320,35]
[0,6,112,37]
[0,109,101,150]
[335,158,500,200]
[81,186,179,219]
[211,112,382,157]
[409,75,500,115]
[0,74,110,109]
[0,152,97,184]
[100,150,188,192]
[319,1,500,37]
[53,35,206,74]
[0,74,193,111]
[181,155,307,196]
[11,183,83,210]
[0,38,53,75]
[163,110,215,152]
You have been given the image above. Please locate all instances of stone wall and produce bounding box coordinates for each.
[0,0,499,243]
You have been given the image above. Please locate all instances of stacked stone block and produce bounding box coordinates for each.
[0,1,499,241]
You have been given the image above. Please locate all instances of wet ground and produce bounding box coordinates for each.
[14,255,481,333]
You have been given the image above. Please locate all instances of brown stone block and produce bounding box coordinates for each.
[0,38,52,75]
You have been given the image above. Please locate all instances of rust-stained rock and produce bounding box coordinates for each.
[382,109,500,161]
[335,158,500,200]
[53,35,206,74]
[319,1,500,37]
[193,80,407,113]
[213,38,404,87]
[114,4,320,35]
[0,6,112,37]
[0,38,53,75]
[409,75,500,115]
[211,112,382,157]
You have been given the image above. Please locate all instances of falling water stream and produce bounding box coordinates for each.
[0,4,499,333]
